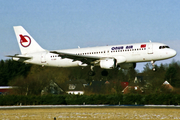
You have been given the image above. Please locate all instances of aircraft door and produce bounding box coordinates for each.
[41,52,47,63]
[147,43,153,54]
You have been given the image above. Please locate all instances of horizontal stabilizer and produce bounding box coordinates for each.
[6,55,32,60]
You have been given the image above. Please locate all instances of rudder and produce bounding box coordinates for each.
[13,26,45,54]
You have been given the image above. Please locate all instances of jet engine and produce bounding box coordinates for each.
[119,63,136,69]
[100,58,117,69]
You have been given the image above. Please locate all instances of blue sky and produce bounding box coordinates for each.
[1,0,180,72]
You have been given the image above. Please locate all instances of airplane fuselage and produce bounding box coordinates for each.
[14,42,176,68]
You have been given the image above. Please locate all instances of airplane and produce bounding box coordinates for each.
[7,26,177,76]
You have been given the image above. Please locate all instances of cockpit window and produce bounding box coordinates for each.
[159,46,170,49]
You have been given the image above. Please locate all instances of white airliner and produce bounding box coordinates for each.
[7,26,177,76]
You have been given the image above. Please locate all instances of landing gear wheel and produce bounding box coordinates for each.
[88,71,95,76]
[101,70,108,76]
[152,67,157,71]
[151,60,156,71]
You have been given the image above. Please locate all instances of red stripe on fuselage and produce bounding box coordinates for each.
[141,44,146,48]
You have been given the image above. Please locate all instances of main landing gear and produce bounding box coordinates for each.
[88,66,95,76]
[101,70,108,76]
[88,66,108,76]
[88,71,95,76]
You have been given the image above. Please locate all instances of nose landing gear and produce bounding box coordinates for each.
[151,60,156,71]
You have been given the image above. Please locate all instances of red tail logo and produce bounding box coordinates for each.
[20,34,31,47]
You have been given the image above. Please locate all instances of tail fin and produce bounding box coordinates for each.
[13,26,45,54]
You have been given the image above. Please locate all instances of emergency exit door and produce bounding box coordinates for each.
[147,43,153,54]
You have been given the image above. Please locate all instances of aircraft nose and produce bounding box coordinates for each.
[169,49,177,57]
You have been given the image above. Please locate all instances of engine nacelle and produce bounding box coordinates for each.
[78,62,88,67]
[12,57,20,61]
[100,58,117,69]
[120,63,136,69]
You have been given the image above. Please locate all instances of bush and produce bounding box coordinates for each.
[1,94,180,105]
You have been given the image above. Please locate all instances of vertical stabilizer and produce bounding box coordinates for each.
[13,26,45,54]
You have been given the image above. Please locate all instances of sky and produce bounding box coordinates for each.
[1,0,180,72]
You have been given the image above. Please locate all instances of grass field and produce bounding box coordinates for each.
[1,108,180,120]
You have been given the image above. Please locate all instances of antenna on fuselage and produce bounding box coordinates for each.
[149,40,152,43]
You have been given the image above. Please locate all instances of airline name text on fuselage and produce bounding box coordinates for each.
[111,45,133,50]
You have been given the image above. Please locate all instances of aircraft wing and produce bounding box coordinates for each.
[50,51,102,64]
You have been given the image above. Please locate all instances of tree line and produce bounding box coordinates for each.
[0,94,180,105]
[0,59,180,95]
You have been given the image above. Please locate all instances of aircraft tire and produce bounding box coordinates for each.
[88,71,95,76]
[101,70,108,76]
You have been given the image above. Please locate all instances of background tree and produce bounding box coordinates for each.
[1,58,180,95]
[0,59,31,86]
[9,65,71,95]
[165,61,180,88]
